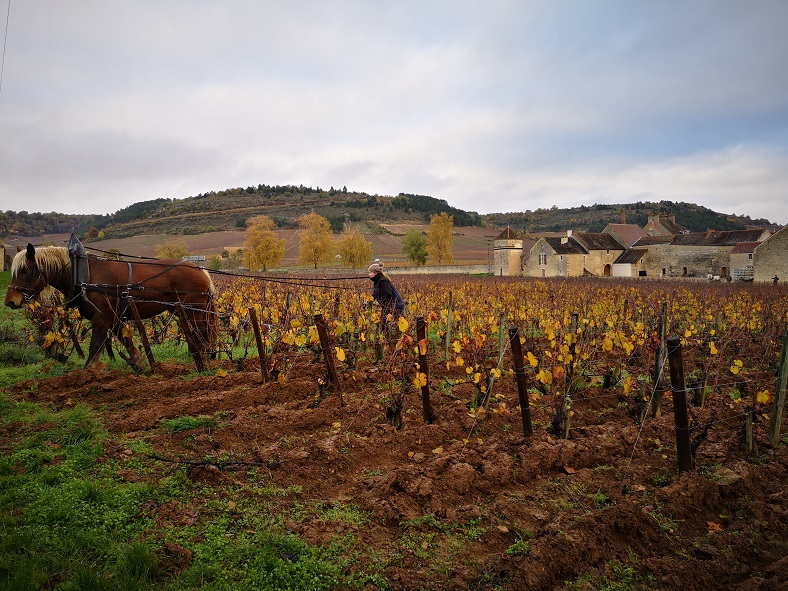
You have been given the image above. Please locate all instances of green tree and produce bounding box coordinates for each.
[427,212,454,264]
[243,215,286,271]
[401,229,428,266]
[206,255,223,271]
[227,249,243,271]
[298,212,334,269]
[156,240,190,259]
[336,227,373,269]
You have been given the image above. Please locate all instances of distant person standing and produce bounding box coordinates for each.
[368,262,405,330]
[774,275,780,284]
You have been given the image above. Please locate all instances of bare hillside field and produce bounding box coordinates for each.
[9,226,498,267]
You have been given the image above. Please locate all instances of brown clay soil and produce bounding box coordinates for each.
[9,353,788,591]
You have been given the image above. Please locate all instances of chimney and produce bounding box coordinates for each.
[567,229,573,237]
[620,208,626,224]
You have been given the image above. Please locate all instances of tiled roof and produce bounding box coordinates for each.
[633,235,673,246]
[494,226,521,240]
[544,237,588,255]
[659,217,688,235]
[671,229,768,247]
[574,232,626,251]
[603,224,647,247]
[730,241,761,254]
[614,249,647,264]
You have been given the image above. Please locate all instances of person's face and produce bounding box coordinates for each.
[368,271,376,278]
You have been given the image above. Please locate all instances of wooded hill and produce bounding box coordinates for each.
[0,184,774,239]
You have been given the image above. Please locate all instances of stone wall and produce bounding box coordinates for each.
[754,227,788,283]
[643,244,733,278]
[392,264,491,275]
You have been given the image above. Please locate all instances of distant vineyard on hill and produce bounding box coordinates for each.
[0,183,773,240]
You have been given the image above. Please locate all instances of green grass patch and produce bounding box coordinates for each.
[0,392,384,590]
[565,555,660,590]
[160,415,221,434]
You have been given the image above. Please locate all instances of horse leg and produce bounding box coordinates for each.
[85,322,110,368]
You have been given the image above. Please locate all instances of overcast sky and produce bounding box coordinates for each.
[1,1,787,224]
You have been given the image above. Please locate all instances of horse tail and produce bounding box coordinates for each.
[202,269,218,302]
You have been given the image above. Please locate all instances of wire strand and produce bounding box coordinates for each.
[0,0,10,96]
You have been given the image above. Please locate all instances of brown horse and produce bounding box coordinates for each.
[5,244,217,371]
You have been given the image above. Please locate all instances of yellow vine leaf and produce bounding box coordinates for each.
[216,369,228,378]
[526,351,538,367]
[453,340,461,353]
[709,342,718,355]
[397,317,409,332]
[756,390,770,404]
[335,347,346,362]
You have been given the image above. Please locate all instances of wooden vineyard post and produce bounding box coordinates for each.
[314,313,342,405]
[768,329,788,447]
[333,292,341,318]
[508,325,533,438]
[666,337,693,472]
[127,298,155,371]
[498,311,506,363]
[566,311,579,394]
[248,307,269,383]
[745,407,756,454]
[62,314,85,359]
[652,302,668,418]
[175,304,205,372]
[444,292,453,361]
[416,315,435,423]
[562,395,572,440]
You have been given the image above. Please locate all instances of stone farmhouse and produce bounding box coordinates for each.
[493,211,784,282]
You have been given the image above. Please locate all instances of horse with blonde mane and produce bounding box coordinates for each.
[5,243,217,371]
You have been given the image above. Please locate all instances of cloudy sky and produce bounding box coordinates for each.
[1,1,787,223]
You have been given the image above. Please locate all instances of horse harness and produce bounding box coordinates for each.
[65,234,209,320]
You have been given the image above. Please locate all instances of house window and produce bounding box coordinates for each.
[748,253,753,260]
[539,254,547,265]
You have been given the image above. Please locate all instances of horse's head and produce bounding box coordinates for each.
[5,244,49,309]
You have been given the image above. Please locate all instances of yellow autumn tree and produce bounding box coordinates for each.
[427,212,454,265]
[297,212,335,269]
[244,215,286,271]
[336,227,373,269]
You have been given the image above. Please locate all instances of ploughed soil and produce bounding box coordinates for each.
[9,352,788,591]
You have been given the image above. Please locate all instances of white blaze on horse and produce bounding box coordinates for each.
[4,242,217,371]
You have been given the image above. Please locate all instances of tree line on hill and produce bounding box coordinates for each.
[0,184,773,240]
